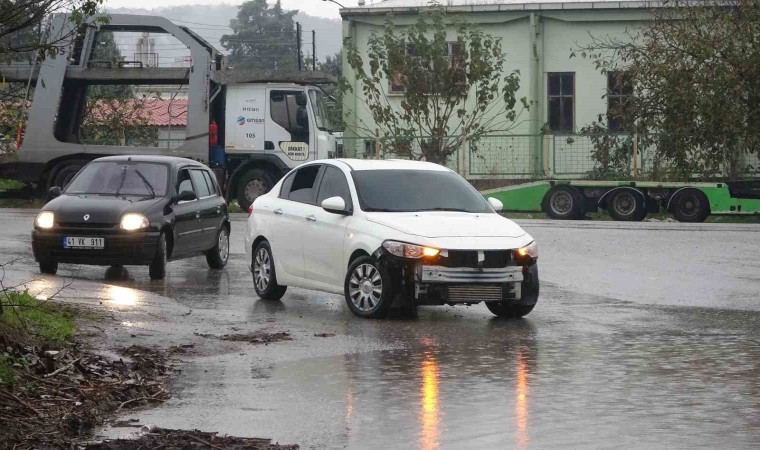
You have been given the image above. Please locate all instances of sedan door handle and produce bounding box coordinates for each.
[273,208,283,215]
[305,215,317,222]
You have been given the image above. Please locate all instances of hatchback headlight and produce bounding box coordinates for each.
[35,211,54,229]
[517,241,538,259]
[383,240,440,258]
[120,213,149,231]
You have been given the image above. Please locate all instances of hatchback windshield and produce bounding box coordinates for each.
[65,162,168,197]
[353,169,492,213]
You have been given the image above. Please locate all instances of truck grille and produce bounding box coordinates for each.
[447,284,503,302]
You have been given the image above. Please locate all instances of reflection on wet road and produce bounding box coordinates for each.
[1,210,759,448]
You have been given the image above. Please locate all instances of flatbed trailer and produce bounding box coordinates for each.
[482,179,760,222]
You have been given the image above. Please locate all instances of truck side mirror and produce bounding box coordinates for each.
[49,186,62,199]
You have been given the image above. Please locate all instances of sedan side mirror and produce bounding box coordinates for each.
[48,186,62,199]
[176,190,197,203]
[321,196,350,215]
[487,197,504,212]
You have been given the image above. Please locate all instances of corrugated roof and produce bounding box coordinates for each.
[343,0,662,14]
[89,99,188,127]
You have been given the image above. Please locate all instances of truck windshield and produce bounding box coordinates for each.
[65,162,168,197]
[353,169,492,213]
[309,89,333,132]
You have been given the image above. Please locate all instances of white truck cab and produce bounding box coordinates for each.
[224,83,336,209]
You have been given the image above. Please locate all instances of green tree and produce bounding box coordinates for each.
[220,0,299,71]
[576,0,760,180]
[343,6,527,165]
[317,51,343,130]
[0,0,106,61]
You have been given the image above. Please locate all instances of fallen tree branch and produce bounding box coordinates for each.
[43,357,81,378]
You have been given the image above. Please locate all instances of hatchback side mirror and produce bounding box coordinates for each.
[48,186,62,199]
[176,190,197,203]
[487,197,504,212]
[321,196,350,215]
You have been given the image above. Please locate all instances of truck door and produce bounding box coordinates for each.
[265,89,313,163]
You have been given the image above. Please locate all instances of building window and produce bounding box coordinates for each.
[547,72,574,133]
[607,71,633,131]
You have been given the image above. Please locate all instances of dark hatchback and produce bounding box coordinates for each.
[31,155,230,280]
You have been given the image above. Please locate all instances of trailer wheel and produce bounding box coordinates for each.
[607,190,646,221]
[542,186,584,220]
[670,189,710,223]
[236,169,275,211]
[51,160,87,190]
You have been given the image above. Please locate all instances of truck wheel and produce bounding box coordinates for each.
[607,189,646,221]
[236,169,275,211]
[51,160,86,190]
[670,188,710,223]
[542,186,584,220]
[344,256,393,319]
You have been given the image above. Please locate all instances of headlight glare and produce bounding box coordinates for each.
[35,211,54,229]
[120,213,149,231]
[383,240,439,259]
[517,241,538,259]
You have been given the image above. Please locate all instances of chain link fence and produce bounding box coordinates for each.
[336,132,760,180]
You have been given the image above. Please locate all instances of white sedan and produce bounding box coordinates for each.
[244,159,539,319]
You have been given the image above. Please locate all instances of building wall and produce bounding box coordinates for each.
[341,7,650,138]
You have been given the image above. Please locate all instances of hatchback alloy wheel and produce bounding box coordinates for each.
[218,228,229,263]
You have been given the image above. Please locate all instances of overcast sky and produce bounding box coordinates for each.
[104,0,347,19]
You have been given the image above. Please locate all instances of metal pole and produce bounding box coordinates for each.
[312,30,316,71]
[296,22,302,71]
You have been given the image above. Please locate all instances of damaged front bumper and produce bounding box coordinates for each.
[375,247,537,306]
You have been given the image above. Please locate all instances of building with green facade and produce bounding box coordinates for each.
[339,0,656,178]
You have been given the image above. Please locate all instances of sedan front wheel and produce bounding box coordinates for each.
[344,256,393,319]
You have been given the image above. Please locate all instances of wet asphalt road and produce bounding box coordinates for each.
[1,209,759,449]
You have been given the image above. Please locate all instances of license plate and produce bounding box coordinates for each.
[62,236,104,249]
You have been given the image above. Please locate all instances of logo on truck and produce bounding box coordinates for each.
[236,116,246,126]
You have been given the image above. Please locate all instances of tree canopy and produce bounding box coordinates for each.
[220,0,299,71]
[343,6,527,165]
[577,0,760,180]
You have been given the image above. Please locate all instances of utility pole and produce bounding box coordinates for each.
[296,22,302,71]
[312,30,316,71]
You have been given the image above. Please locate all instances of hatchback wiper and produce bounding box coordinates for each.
[134,169,156,198]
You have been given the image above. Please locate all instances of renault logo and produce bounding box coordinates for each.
[83,214,90,221]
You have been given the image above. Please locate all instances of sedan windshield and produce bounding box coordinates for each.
[353,169,492,213]
[65,162,168,197]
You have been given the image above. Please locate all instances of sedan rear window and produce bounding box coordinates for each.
[65,162,168,197]
[352,169,492,213]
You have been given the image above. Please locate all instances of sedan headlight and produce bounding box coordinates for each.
[383,240,440,258]
[120,213,149,231]
[517,241,538,259]
[35,211,54,229]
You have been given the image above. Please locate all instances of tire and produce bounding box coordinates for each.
[206,226,230,269]
[236,169,276,211]
[606,189,646,221]
[542,186,584,220]
[486,264,539,318]
[51,160,86,190]
[344,256,394,319]
[252,241,287,300]
[39,260,58,275]
[670,188,710,223]
[149,233,167,280]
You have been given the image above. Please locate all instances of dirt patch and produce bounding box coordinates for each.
[0,340,173,450]
[220,331,292,345]
[194,330,293,345]
[86,428,298,449]
[313,333,336,338]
